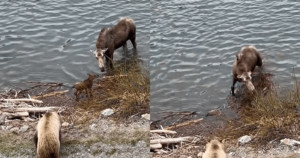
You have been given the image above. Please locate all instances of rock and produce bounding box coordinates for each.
[1,126,6,130]
[6,126,13,130]
[280,138,300,146]
[10,127,19,134]
[238,135,251,144]
[90,123,97,130]
[229,152,235,156]
[19,125,29,133]
[62,122,69,127]
[206,109,221,116]
[197,152,203,157]
[101,109,114,116]
[0,114,6,125]
[141,113,150,120]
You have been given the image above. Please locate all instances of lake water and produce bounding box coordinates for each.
[0,0,149,89]
[150,0,300,121]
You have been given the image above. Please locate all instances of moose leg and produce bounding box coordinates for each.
[130,36,137,49]
[108,54,114,70]
[89,88,93,97]
[85,89,89,98]
[74,90,79,101]
[123,43,127,53]
[231,78,237,96]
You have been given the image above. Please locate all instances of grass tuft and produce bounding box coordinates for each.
[218,72,300,146]
[75,58,150,122]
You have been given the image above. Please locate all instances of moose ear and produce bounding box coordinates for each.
[87,73,91,76]
[103,48,108,52]
[93,50,98,57]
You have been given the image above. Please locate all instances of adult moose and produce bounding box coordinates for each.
[231,45,262,96]
[94,17,137,72]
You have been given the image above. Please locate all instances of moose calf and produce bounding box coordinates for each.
[73,73,99,101]
[231,45,262,96]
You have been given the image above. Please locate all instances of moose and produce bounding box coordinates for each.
[231,45,262,96]
[72,73,99,101]
[94,17,137,72]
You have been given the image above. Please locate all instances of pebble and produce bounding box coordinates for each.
[62,122,69,127]
[197,152,203,157]
[229,152,235,156]
[280,138,300,146]
[238,135,252,144]
[141,113,150,120]
[10,127,19,134]
[101,108,114,116]
[90,124,97,130]
[19,125,29,133]
[6,126,13,130]
[206,109,221,116]
[0,114,6,125]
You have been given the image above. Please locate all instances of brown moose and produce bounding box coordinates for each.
[93,17,137,72]
[231,45,262,96]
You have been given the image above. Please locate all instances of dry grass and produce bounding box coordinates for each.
[0,132,35,157]
[62,58,150,125]
[217,72,300,146]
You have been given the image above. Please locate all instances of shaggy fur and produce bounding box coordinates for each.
[34,112,61,158]
[73,73,99,101]
[231,45,262,96]
[94,17,137,72]
[203,140,227,158]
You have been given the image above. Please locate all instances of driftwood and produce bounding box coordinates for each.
[150,143,162,150]
[0,107,59,113]
[150,130,177,135]
[1,98,43,104]
[165,118,203,130]
[151,137,191,144]
[4,112,29,119]
[32,90,69,99]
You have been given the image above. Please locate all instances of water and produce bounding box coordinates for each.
[150,0,300,121]
[0,0,149,89]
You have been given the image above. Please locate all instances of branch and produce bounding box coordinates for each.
[150,137,191,144]
[1,98,43,104]
[150,143,162,150]
[150,130,177,135]
[1,107,59,113]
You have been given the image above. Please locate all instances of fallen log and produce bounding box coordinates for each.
[1,98,43,104]
[150,143,162,150]
[4,112,29,119]
[150,137,191,144]
[0,107,59,113]
[165,118,203,130]
[150,130,177,135]
[32,90,69,99]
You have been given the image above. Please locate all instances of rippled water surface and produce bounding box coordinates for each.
[150,0,300,120]
[0,0,149,89]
